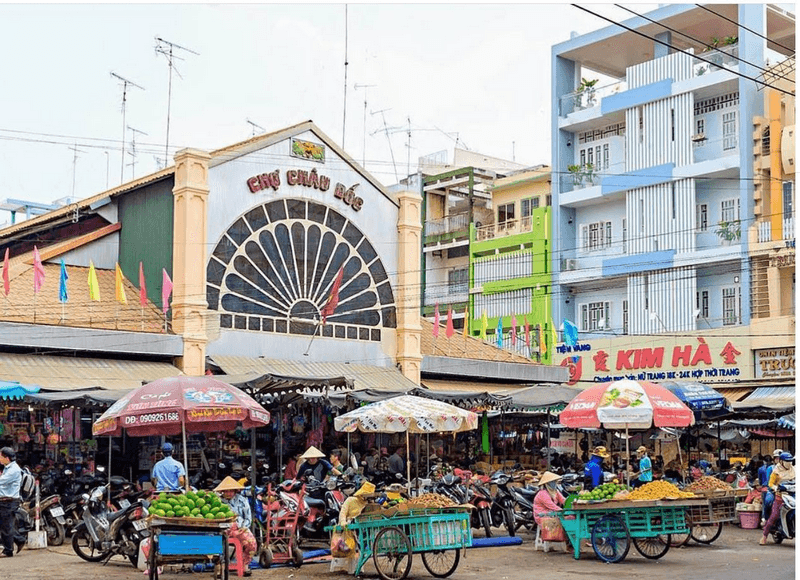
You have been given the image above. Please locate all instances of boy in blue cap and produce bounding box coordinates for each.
[152,442,186,491]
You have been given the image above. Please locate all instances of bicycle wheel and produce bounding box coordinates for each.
[421,550,460,578]
[373,526,412,580]
[690,523,723,544]
[633,535,670,559]
[591,515,630,563]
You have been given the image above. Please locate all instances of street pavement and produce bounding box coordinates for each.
[3,525,794,580]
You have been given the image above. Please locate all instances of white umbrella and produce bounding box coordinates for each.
[334,395,479,484]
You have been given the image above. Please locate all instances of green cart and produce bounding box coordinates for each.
[345,507,472,580]
[555,498,702,563]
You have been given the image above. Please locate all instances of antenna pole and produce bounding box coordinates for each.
[371,109,399,182]
[126,126,148,180]
[68,144,84,198]
[406,117,411,179]
[354,84,376,167]
[155,37,199,167]
[246,118,265,137]
[110,72,144,185]
[342,5,349,147]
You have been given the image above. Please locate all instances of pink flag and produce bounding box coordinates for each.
[2,248,8,297]
[321,266,344,324]
[445,307,454,338]
[524,317,531,347]
[432,303,440,338]
[510,314,517,345]
[161,269,173,314]
[32,246,45,294]
[138,262,147,307]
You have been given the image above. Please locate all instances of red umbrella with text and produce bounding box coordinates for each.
[559,379,694,484]
[93,376,270,490]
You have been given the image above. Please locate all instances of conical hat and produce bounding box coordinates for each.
[537,471,563,487]
[300,446,326,460]
[214,476,244,492]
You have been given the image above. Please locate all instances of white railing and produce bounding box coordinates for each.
[783,215,794,240]
[475,216,534,241]
[424,286,468,307]
[758,220,772,243]
[424,213,470,237]
[754,216,795,243]
[559,80,627,117]
[694,44,739,77]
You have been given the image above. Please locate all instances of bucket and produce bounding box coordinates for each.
[739,511,760,529]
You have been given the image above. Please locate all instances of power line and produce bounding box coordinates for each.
[694,4,795,54]
[570,4,795,97]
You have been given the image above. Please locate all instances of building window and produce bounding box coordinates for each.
[603,144,609,171]
[448,268,469,294]
[696,203,708,231]
[587,146,594,167]
[671,108,675,141]
[545,195,552,206]
[638,106,644,144]
[521,197,539,218]
[622,300,628,334]
[783,181,793,216]
[696,290,709,318]
[581,221,612,252]
[721,198,740,223]
[622,218,627,252]
[694,92,739,114]
[696,118,705,135]
[498,202,515,223]
[762,126,771,155]
[671,182,676,219]
[722,287,739,325]
[581,301,610,332]
[722,111,737,151]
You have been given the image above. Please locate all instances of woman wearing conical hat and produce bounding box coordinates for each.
[215,476,257,575]
[296,446,341,482]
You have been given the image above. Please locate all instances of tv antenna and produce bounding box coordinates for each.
[126,126,148,179]
[370,108,400,183]
[155,37,199,166]
[246,118,265,137]
[354,83,376,167]
[67,143,86,198]
[110,72,145,185]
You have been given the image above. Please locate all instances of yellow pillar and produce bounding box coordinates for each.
[395,190,423,384]
[172,148,211,376]
[769,90,783,239]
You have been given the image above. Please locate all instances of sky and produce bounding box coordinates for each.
[0,3,662,220]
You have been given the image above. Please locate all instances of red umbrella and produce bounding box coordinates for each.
[93,376,270,437]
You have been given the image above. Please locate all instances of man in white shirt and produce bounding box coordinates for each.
[0,447,21,558]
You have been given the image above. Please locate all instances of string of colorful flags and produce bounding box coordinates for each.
[2,245,174,314]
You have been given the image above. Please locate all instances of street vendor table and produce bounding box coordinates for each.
[344,507,472,580]
[556,498,701,563]
[146,517,234,580]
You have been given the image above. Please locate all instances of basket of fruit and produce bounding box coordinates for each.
[148,490,237,527]
[684,476,734,496]
[576,481,631,503]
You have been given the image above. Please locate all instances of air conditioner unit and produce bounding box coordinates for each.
[565,259,578,271]
[691,133,706,142]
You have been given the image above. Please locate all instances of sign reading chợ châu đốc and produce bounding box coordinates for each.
[754,347,795,379]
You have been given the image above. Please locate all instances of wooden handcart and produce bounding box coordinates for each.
[660,489,745,546]
[146,516,234,580]
[343,507,472,580]
[556,498,699,563]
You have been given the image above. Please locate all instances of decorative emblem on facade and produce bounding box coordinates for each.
[291,138,325,163]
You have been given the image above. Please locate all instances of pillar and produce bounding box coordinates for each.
[171,148,211,376]
[395,190,423,385]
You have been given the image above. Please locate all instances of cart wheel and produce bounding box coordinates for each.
[291,546,304,567]
[690,523,723,544]
[658,532,690,547]
[372,526,412,580]
[632,535,670,559]
[421,550,460,578]
[591,515,630,563]
[259,547,274,569]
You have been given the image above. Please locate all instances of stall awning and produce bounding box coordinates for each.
[26,388,132,407]
[715,388,754,405]
[209,356,419,393]
[778,413,795,430]
[0,352,182,391]
[500,384,583,413]
[733,386,796,412]
[420,379,526,395]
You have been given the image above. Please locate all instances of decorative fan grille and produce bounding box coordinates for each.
[207,199,396,342]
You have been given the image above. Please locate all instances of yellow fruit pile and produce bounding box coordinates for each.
[627,480,695,500]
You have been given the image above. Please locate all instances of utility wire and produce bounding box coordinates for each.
[571,4,795,97]
[694,4,795,54]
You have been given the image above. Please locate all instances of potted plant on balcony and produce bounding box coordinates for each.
[568,164,583,185]
[583,163,596,186]
[575,77,599,109]
[715,220,741,244]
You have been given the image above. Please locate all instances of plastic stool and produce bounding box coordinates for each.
[534,526,567,553]
[227,536,246,577]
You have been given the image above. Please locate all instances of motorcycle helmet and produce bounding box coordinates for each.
[779,452,794,463]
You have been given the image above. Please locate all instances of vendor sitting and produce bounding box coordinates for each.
[215,476,257,576]
[339,481,376,526]
[297,446,341,482]
[533,471,565,526]
[583,446,609,491]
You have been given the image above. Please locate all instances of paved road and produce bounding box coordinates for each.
[5,525,794,580]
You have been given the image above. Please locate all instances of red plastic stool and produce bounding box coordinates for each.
[227,536,246,577]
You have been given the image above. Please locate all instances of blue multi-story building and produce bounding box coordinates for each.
[549,4,795,407]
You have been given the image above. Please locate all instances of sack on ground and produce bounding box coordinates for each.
[331,528,356,558]
[540,517,567,542]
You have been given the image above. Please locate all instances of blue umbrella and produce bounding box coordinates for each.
[659,380,731,420]
[0,380,41,400]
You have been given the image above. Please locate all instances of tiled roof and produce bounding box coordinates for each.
[420,318,539,364]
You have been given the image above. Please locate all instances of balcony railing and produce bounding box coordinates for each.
[694,44,739,77]
[784,215,795,240]
[475,216,534,242]
[559,80,627,117]
[424,285,468,307]
[754,215,795,243]
[424,213,470,238]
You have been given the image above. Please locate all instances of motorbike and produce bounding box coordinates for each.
[300,475,349,539]
[71,484,150,566]
[489,471,516,537]
[60,470,109,532]
[508,479,538,533]
[465,473,494,537]
[770,481,795,544]
[20,493,66,546]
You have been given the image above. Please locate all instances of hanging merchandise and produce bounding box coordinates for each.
[481,412,490,454]
[47,433,60,445]
[292,415,305,434]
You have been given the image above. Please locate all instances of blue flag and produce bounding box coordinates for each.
[564,319,578,346]
[496,317,503,347]
[58,259,69,303]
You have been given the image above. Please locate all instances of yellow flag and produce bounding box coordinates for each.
[88,261,101,302]
[115,263,128,305]
[479,310,488,339]
[539,323,546,355]
[463,305,469,337]
[550,317,558,353]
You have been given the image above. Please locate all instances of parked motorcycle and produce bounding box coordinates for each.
[21,493,66,546]
[508,479,538,533]
[466,474,494,537]
[71,484,150,566]
[770,481,795,544]
[489,471,516,537]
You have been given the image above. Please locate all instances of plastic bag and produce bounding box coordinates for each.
[540,517,567,542]
[330,528,356,558]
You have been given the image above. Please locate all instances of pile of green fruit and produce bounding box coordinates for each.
[578,481,631,501]
[149,490,236,520]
